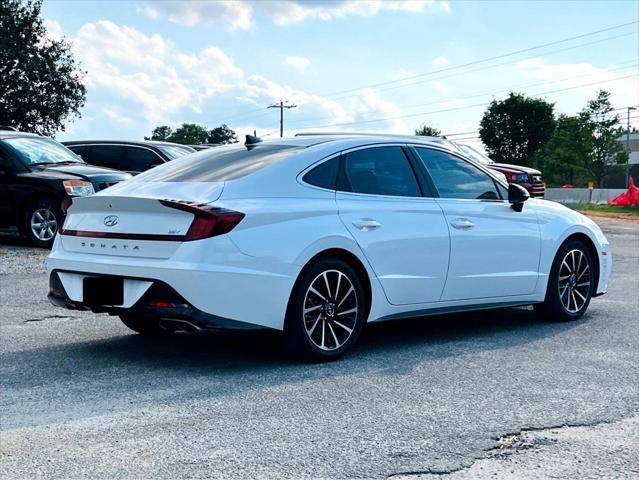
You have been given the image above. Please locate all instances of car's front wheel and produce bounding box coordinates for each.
[23,198,62,248]
[535,239,595,321]
[284,258,366,361]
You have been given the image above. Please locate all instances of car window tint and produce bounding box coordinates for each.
[125,147,162,172]
[415,148,499,200]
[130,144,303,183]
[303,157,339,189]
[85,145,126,170]
[339,147,421,197]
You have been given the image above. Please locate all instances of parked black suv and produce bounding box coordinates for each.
[63,140,195,174]
[0,131,131,247]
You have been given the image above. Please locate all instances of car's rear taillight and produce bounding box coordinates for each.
[159,200,244,241]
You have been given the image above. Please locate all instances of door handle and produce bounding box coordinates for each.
[450,218,475,230]
[352,219,382,231]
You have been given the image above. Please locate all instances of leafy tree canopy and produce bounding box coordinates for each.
[207,124,238,144]
[479,92,556,167]
[0,0,86,136]
[415,124,441,137]
[167,123,208,145]
[145,125,172,141]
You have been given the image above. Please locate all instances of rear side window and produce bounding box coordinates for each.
[84,145,126,170]
[338,146,421,197]
[131,144,303,182]
[124,147,163,172]
[303,157,339,189]
[415,147,499,200]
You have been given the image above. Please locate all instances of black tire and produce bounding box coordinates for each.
[119,314,169,336]
[534,239,595,322]
[284,258,366,361]
[23,198,63,248]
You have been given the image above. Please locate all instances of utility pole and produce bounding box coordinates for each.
[627,106,637,187]
[268,100,297,137]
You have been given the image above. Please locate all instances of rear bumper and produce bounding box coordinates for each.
[48,270,270,331]
[47,235,297,330]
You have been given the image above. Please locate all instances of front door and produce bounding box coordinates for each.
[413,146,541,301]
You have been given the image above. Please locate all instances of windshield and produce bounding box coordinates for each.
[131,143,303,183]
[4,137,83,166]
[156,145,194,160]
[458,144,493,165]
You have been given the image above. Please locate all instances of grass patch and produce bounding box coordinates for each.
[575,203,639,218]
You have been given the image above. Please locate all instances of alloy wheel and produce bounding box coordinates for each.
[30,208,58,241]
[302,269,358,351]
[558,249,591,313]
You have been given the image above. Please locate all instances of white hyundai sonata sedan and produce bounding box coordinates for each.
[47,134,612,360]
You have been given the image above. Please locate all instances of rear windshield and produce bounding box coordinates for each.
[130,144,303,183]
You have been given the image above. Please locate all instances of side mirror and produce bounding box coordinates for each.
[508,183,530,212]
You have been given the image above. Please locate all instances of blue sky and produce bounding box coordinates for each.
[43,0,639,148]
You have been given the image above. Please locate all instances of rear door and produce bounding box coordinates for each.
[336,145,449,305]
[413,146,541,301]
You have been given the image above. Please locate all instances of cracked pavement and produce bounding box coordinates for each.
[1,217,638,479]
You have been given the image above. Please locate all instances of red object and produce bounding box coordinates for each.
[562,184,574,189]
[608,178,639,207]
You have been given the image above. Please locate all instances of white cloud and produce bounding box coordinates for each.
[142,0,449,28]
[431,56,448,66]
[141,1,253,30]
[515,58,639,115]
[43,18,65,42]
[284,55,311,72]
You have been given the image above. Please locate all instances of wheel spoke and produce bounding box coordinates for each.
[576,282,590,287]
[308,286,327,302]
[308,314,321,335]
[335,272,342,301]
[577,264,590,281]
[337,307,357,316]
[561,259,572,273]
[337,286,353,308]
[333,320,352,334]
[322,272,331,298]
[304,304,322,315]
[34,211,44,222]
[320,321,326,349]
[570,290,578,312]
[573,288,586,303]
[328,323,340,348]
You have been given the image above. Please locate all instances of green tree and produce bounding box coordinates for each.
[0,0,86,136]
[207,124,238,144]
[145,125,173,141]
[537,113,593,186]
[167,123,208,145]
[479,92,556,167]
[415,123,441,136]
[582,90,628,186]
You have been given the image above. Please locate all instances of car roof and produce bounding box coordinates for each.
[255,133,456,150]
[61,139,193,150]
[0,130,42,140]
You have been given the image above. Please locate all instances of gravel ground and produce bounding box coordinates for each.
[0,218,637,479]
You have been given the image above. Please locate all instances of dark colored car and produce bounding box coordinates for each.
[456,143,545,198]
[63,140,196,174]
[0,131,131,247]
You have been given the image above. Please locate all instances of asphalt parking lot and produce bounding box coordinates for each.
[1,217,637,479]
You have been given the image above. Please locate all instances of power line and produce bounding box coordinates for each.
[286,61,638,127]
[292,74,638,131]
[318,21,639,99]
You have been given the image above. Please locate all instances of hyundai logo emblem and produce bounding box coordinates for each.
[103,215,119,227]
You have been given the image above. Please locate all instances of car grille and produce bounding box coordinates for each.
[94,181,119,192]
[530,175,545,198]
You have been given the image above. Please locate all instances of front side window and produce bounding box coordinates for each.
[415,147,499,200]
[338,146,421,197]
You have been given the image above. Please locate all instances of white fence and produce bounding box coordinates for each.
[545,188,626,204]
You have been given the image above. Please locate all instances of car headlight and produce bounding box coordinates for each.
[509,173,529,183]
[63,180,95,197]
